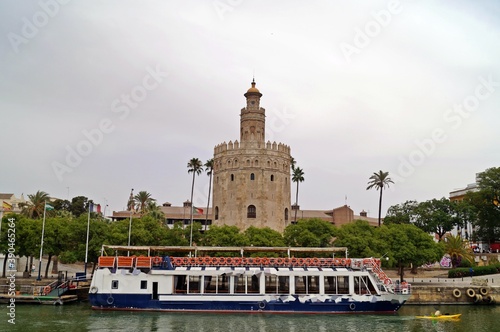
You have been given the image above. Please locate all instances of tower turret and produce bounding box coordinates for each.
[240,80,265,142]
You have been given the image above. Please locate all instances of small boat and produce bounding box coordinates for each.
[89,245,411,314]
[416,314,461,320]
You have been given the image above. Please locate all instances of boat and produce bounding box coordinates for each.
[416,314,461,320]
[88,245,411,314]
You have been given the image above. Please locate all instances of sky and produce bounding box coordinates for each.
[1,1,499,219]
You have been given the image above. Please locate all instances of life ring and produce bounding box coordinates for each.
[89,286,98,294]
[384,279,391,285]
[202,257,211,265]
[311,258,319,266]
[452,289,461,298]
[258,301,266,310]
[345,259,352,266]
[219,257,226,265]
[349,303,356,311]
[247,258,254,265]
[233,257,241,265]
[173,257,182,266]
[44,286,51,294]
[153,256,162,265]
[53,299,63,306]
[325,258,333,266]
[290,258,297,266]
[107,296,114,305]
[474,294,483,303]
[283,257,290,265]
[340,259,347,266]
[253,257,261,265]
[480,287,488,296]
[466,288,476,298]
[261,258,269,266]
[241,257,248,265]
[319,258,326,266]
[297,258,304,266]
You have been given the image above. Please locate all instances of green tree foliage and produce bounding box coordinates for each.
[366,170,394,227]
[244,226,285,247]
[375,223,443,282]
[444,234,474,268]
[333,220,380,258]
[70,196,88,217]
[134,191,156,214]
[202,225,248,247]
[413,198,460,241]
[383,200,418,224]
[284,218,336,248]
[465,167,500,242]
[20,190,50,219]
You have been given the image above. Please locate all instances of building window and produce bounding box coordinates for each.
[255,159,258,166]
[215,206,219,220]
[231,174,234,181]
[247,205,256,218]
[112,280,119,289]
[235,159,238,167]
[284,208,289,221]
[141,280,147,289]
[270,175,274,181]
[247,159,250,166]
[250,173,255,180]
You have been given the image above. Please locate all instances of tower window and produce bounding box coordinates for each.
[247,205,256,218]
[250,173,255,180]
[247,159,250,166]
[270,175,274,181]
[231,174,234,181]
[215,206,219,220]
[255,159,258,166]
[285,208,289,221]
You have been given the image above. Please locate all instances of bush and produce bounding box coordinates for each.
[448,263,500,278]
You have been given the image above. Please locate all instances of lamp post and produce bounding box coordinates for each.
[127,189,134,257]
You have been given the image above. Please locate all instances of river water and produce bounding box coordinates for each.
[1,303,499,332]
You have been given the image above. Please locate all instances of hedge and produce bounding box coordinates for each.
[448,263,500,278]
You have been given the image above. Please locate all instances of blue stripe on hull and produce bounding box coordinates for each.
[89,294,404,314]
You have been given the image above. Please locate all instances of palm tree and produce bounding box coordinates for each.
[292,166,305,223]
[134,191,155,214]
[20,190,50,218]
[204,158,214,231]
[444,234,474,268]
[187,158,203,246]
[145,201,165,221]
[366,170,394,227]
[290,156,296,171]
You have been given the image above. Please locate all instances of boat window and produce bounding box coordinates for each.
[140,280,147,290]
[324,276,337,294]
[174,275,187,293]
[337,276,350,294]
[188,275,201,294]
[235,275,260,294]
[294,276,320,294]
[111,280,119,289]
[278,276,289,294]
[354,276,375,295]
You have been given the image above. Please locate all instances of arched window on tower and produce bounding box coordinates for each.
[270,174,274,181]
[284,208,289,221]
[250,173,255,180]
[247,205,256,218]
[231,174,234,181]
[255,159,258,166]
[215,206,219,220]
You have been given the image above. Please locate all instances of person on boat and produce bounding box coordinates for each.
[433,310,441,317]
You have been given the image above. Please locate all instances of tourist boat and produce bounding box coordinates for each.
[88,245,411,314]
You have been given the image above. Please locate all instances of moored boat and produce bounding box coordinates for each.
[89,245,411,314]
[416,314,461,320]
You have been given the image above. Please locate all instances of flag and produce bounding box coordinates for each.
[192,206,203,214]
[45,203,54,211]
[90,203,102,214]
[2,201,12,211]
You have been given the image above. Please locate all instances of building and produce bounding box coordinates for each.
[0,193,26,219]
[211,80,292,232]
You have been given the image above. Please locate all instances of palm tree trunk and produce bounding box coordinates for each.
[378,188,383,227]
[205,173,212,231]
[294,182,299,223]
[189,171,195,247]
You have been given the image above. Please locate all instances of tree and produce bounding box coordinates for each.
[292,166,305,223]
[333,220,380,258]
[413,198,460,241]
[204,158,214,231]
[375,223,443,282]
[134,191,155,214]
[366,170,394,227]
[20,191,50,219]
[244,226,285,247]
[70,196,88,217]
[383,200,419,225]
[284,218,336,248]
[444,234,474,268]
[187,157,203,246]
[144,201,165,222]
[202,225,248,247]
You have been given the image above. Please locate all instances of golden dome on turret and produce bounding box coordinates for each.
[244,79,262,98]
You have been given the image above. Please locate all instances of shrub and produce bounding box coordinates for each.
[59,251,78,264]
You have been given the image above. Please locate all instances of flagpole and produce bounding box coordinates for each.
[37,201,47,281]
[84,202,91,278]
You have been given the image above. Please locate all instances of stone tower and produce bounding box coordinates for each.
[212,80,292,232]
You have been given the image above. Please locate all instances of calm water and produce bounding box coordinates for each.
[1,303,499,332]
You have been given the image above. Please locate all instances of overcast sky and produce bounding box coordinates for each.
[1,1,499,219]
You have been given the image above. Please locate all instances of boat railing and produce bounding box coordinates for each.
[353,257,411,294]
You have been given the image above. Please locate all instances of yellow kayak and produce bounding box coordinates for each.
[416,314,461,320]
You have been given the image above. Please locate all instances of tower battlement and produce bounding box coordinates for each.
[214,140,291,154]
